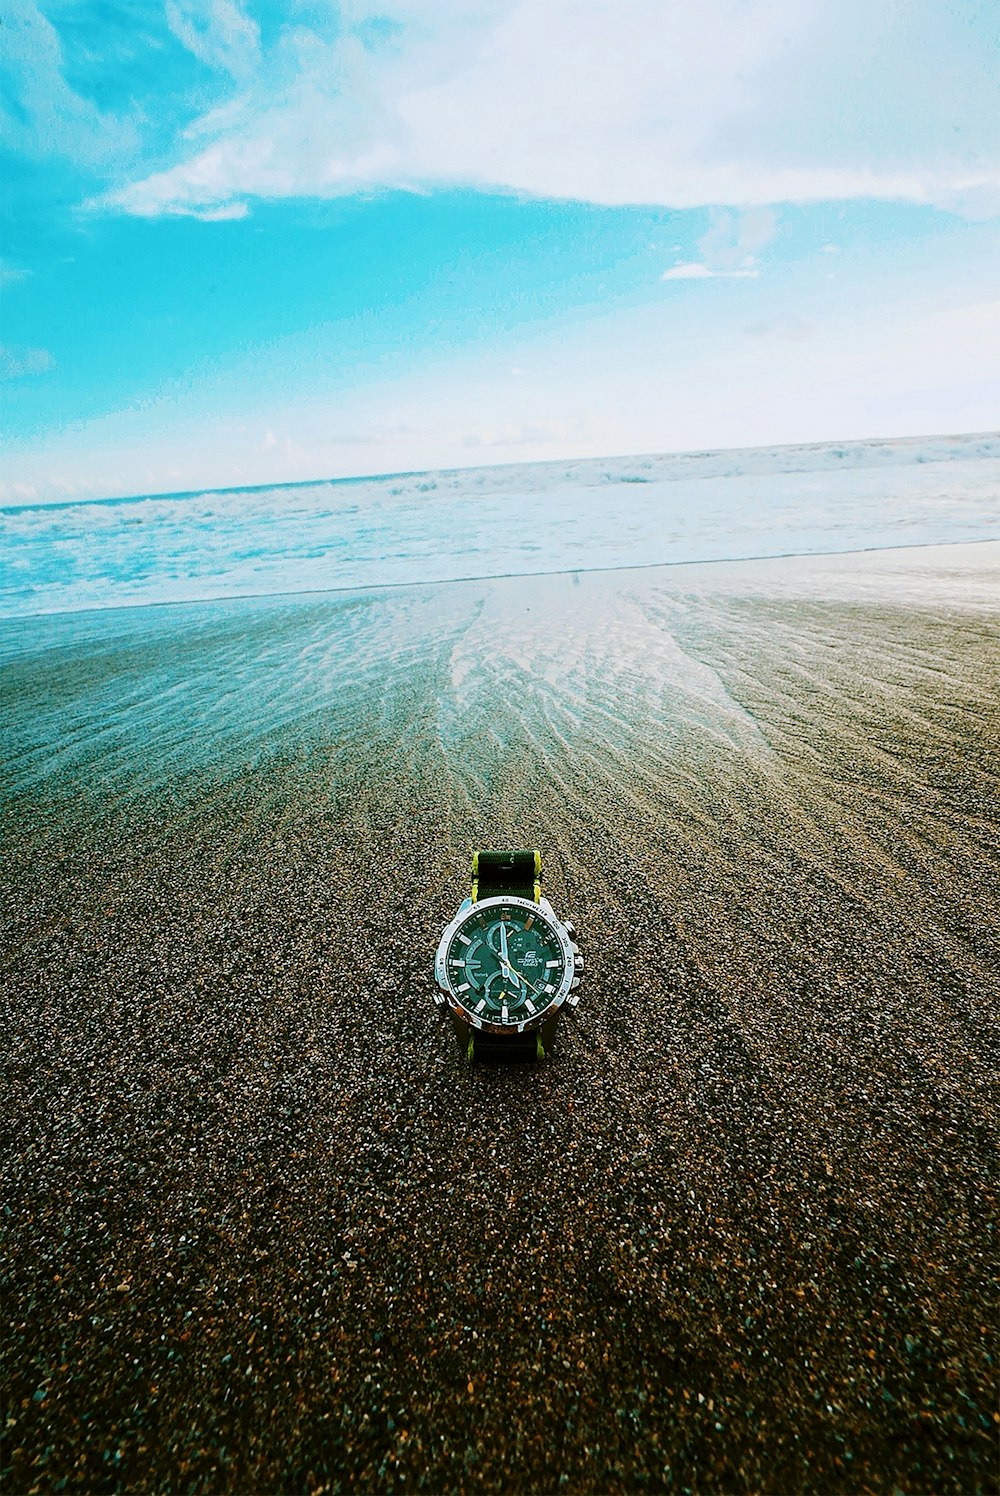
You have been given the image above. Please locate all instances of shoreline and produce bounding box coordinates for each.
[3,533,999,629]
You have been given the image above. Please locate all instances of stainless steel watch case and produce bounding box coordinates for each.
[433,893,583,1034]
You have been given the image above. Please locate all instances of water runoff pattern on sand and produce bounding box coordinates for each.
[1,433,998,618]
[3,541,997,811]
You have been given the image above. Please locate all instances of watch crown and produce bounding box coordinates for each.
[572,951,584,971]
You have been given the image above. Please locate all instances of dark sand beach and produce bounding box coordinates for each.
[2,541,998,1494]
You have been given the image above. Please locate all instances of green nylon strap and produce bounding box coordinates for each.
[464,849,548,1062]
[472,848,541,902]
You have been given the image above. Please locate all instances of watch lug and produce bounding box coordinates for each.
[540,1010,561,1049]
[448,1009,472,1056]
[539,896,577,941]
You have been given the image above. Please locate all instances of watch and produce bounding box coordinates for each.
[433,850,584,1061]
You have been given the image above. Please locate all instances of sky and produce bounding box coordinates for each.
[2,0,999,503]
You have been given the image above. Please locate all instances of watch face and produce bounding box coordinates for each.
[439,898,570,1031]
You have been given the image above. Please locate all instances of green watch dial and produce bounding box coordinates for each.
[445,903,566,1027]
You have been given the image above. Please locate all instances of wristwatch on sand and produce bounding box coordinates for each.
[433,850,583,1060]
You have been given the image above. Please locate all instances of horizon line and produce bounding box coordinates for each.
[3,427,998,515]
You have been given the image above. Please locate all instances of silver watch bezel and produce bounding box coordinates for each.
[434,895,576,1034]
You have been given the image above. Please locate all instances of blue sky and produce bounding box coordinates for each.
[2,0,999,502]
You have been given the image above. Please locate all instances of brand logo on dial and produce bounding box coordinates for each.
[520,951,541,967]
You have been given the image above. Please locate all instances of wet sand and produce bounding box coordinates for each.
[2,542,998,1493]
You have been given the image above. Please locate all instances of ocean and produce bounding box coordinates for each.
[1,432,998,620]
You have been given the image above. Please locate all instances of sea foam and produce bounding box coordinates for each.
[1,433,997,619]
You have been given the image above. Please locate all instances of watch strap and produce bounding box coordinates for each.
[470,1029,544,1062]
[452,1008,560,1063]
[472,848,541,903]
[455,849,554,1062]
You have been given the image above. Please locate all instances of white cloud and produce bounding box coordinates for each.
[125,198,250,221]
[661,210,774,278]
[1,0,137,164]
[700,207,776,268]
[744,314,815,340]
[0,481,42,502]
[99,0,1000,218]
[165,0,260,80]
[662,264,712,280]
[662,263,759,281]
[461,419,587,448]
[0,345,55,378]
[105,27,401,217]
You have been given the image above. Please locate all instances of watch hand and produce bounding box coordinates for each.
[498,920,509,962]
[499,958,541,995]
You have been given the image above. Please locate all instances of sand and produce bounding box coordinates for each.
[2,541,998,1493]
